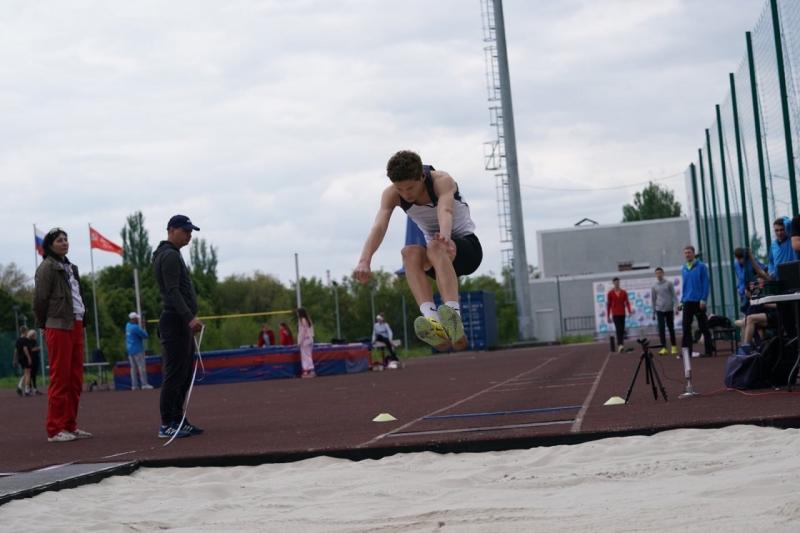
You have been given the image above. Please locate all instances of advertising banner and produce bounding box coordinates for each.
[593,276,683,335]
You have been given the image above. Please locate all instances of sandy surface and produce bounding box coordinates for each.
[3,425,800,532]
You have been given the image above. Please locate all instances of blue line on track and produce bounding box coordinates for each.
[422,405,583,420]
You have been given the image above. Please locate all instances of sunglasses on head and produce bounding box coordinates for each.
[47,227,66,236]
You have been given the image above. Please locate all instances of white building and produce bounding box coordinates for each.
[531,216,741,342]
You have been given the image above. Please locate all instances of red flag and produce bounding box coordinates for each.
[90,226,123,255]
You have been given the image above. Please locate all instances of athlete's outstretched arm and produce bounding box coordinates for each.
[354,187,397,283]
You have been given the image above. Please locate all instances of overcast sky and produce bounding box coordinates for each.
[0,0,767,285]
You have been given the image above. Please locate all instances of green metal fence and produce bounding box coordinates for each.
[686,0,800,318]
[0,331,19,379]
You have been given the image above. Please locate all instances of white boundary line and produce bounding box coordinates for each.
[385,419,575,438]
[357,356,558,448]
[570,350,612,433]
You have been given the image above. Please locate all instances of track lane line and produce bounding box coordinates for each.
[386,420,575,438]
[357,355,560,448]
[570,350,612,433]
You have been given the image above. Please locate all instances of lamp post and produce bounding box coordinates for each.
[12,304,20,334]
[332,281,341,340]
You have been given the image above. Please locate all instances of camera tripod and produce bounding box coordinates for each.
[624,338,668,403]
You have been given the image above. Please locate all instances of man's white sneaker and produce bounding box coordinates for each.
[48,431,77,443]
[142,384,154,390]
[71,429,93,439]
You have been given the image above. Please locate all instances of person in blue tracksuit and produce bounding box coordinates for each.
[679,245,714,357]
[125,312,152,390]
[768,216,795,279]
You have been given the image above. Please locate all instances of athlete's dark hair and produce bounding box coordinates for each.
[655,267,664,273]
[386,150,423,182]
[684,245,695,252]
[774,217,786,227]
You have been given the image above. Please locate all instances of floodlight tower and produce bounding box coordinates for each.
[481,0,534,340]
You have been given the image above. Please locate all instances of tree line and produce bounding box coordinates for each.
[1,211,519,363]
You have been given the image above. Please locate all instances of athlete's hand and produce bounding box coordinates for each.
[353,260,372,284]
[188,317,204,333]
[432,233,456,258]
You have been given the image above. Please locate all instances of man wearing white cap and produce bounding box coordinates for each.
[126,312,152,390]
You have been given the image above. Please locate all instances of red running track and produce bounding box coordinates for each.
[3,342,800,475]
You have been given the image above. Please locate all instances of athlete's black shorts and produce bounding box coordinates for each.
[425,233,483,278]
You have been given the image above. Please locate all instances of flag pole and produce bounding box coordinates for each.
[33,224,46,386]
[32,223,40,271]
[88,223,101,361]
[134,267,143,326]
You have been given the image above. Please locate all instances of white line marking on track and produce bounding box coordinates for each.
[35,462,76,472]
[357,356,559,447]
[386,420,574,438]
[101,450,138,459]
[571,350,612,433]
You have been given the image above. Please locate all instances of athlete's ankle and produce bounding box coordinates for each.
[444,301,461,317]
[419,302,440,320]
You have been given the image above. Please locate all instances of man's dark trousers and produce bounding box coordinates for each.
[612,315,626,347]
[159,312,194,425]
[681,301,713,355]
[656,310,676,347]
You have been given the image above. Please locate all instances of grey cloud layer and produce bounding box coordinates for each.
[0,0,764,282]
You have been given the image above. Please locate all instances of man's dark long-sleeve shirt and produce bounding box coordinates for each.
[153,240,198,324]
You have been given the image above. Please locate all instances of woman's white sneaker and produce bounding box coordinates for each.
[48,431,77,443]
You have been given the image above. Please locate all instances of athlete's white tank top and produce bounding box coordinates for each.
[400,165,476,242]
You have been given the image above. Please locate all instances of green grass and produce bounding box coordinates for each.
[0,371,110,390]
[559,334,596,345]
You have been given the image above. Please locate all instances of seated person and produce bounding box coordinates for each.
[738,305,779,351]
[257,324,276,347]
[734,247,769,313]
[372,313,399,368]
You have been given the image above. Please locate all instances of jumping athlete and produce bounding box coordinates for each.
[354,150,482,351]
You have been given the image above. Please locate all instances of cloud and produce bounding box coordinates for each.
[0,0,767,287]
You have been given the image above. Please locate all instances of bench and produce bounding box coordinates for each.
[372,339,402,365]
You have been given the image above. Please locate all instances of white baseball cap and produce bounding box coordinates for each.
[129,312,140,320]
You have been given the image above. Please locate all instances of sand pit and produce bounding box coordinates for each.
[3,425,800,532]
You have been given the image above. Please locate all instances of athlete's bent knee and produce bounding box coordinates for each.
[402,245,426,264]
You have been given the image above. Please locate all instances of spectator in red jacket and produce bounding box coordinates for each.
[279,322,294,345]
[606,277,634,352]
[257,324,276,347]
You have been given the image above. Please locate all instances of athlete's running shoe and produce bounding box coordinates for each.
[437,304,468,351]
[414,316,451,352]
